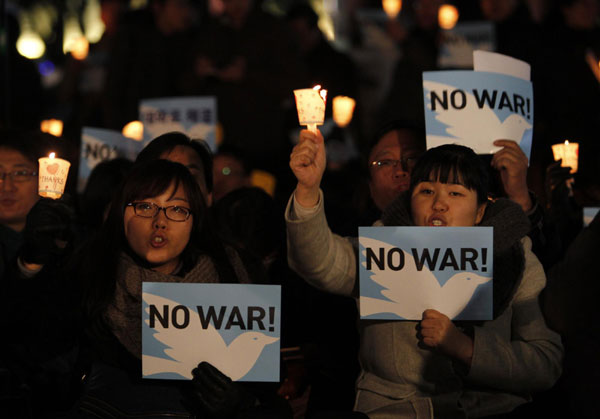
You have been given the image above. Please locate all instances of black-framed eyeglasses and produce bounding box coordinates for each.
[370,157,418,172]
[126,202,192,222]
[0,170,38,183]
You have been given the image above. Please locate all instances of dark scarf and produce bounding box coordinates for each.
[381,193,530,319]
[105,251,250,358]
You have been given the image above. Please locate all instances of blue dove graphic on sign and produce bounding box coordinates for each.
[359,237,491,319]
[423,78,532,155]
[142,293,279,381]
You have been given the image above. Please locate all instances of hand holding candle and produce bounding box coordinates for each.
[38,152,71,199]
[551,140,579,173]
[294,85,327,134]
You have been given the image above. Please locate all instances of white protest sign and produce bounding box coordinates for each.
[423,70,533,157]
[438,22,495,69]
[142,283,280,382]
[473,50,531,81]
[78,127,145,192]
[140,97,217,151]
[359,226,493,320]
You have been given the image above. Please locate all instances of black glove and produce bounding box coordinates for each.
[20,196,76,265]
[545,160,573,208]
[185,362,256,419]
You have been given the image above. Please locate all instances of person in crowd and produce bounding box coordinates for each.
[136,131,214,204]
[285,129,563,417]
[181,0,307,173]
[0,130,41,277]
[362,121,426,216]
[0,130,70,279]
[105,0,199,130]
[542,210,600,418]
[379,0,442,128]
[4,159,291,417]
[285,3,358,108]
[57,0,128,129]
[212,146,251,202]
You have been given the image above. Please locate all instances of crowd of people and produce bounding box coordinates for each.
[1,0,600,418]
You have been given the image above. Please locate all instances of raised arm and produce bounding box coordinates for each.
[286,129,357,296]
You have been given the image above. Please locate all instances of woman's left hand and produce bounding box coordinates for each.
[419,309,473,367]
[491,139,532,213]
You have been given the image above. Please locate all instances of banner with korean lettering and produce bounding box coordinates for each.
[78,127,145,192]
[359,226,493,321]
[142,282,280,382]
[438,22,495,69]
[140,97,217,151]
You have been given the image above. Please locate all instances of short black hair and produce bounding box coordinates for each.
[368,119,425,157]
[135,131,213,192]
[0,128,53,164]
[409,144,489,205]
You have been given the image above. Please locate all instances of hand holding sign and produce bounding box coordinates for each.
[186,362,256,419]
[290,129,326,208]
[491,139,532,213]
[419,309,474,366]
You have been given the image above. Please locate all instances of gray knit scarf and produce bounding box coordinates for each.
[105,250,250,358]
[381,193,531,319]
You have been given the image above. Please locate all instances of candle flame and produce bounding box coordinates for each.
[49,152,55,159]
[565,140,569,146]
[312,85,327,103]
[319,89,327,102]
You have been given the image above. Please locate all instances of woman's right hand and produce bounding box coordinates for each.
[289,129,326,208]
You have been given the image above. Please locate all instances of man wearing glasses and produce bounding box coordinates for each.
[0,129,42,278]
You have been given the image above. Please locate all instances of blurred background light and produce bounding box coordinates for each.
[438,4,459,30]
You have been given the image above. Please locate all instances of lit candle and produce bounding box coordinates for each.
[438,4,459,30]
[122,120,144,141]
[71,36,89,60]
[551,140,579,173]
[293,85,328,134]
[333,96,356,128]
[382,0,402,19]
[38,152,71,199]
[40,119,64,137]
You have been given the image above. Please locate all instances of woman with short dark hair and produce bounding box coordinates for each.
[286,133,563,417]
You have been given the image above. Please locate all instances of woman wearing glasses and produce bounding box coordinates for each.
[73,159,287,417]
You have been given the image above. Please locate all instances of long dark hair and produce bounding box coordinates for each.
[77,160,235,338]
[409,144,489,205]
